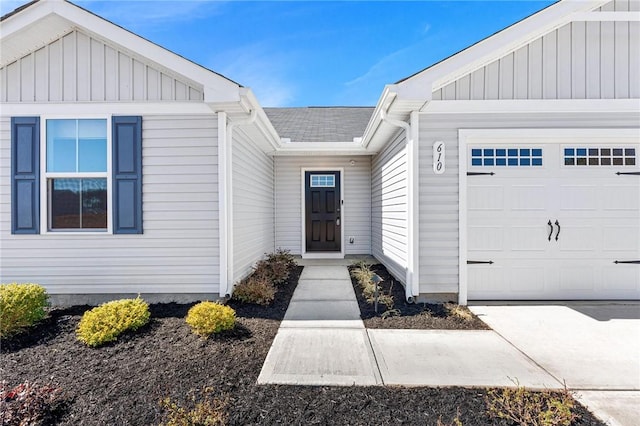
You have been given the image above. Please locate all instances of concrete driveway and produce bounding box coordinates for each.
[470,303,640,426]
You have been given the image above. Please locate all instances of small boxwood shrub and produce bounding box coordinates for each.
[0,283,49,338]
[232,276,276,306]
[76,297,150,347]
[186,302,235,337]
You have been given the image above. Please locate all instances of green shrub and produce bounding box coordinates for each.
[232,276,276,306]
[0,283,49,338]
[160,388,228,426]
[0,381,66,426]
[186,302,235,337]
[76,297,150,347]
[486,383,578,426]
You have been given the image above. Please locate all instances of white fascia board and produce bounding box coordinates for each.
[273,142,370,156]
[421,99,640,114]
[0,0,57,39]
[239,88,282,150]
[1,102,214,116]
[360,85,398,149]
[400,0,609,93]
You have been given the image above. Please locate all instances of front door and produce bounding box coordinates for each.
[305,171,341,252]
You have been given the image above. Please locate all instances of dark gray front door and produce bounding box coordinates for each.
[305,171,341,252]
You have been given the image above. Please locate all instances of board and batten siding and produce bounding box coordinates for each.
[232,129,275,283]
[0,29,204,103]
[0,114,220,295]
[371,131,408,285]
[433,19,640,101]
[274,156,371,255]
[596,0,640,12]
[418,111,640,296]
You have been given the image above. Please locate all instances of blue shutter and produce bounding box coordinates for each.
[11,117,40,234]
[112,116,142,234]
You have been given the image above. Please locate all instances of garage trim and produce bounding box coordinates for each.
[458,128,640,304]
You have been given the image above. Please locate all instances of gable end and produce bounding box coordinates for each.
[0,28,205,103]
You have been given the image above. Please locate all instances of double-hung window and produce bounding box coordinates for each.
[45,119,109,231]
[11,115,142,235]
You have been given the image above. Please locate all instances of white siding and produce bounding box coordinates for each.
[436,19,640,100]
[232,129,275,283]
[418,111,640,296]
[0,30,204,103]
[371,131,408,285]
[0,114,220,295]
[274,156,371,255]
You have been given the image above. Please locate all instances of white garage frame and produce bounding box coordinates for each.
[458,128,640,304]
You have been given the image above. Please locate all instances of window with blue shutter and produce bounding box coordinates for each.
[11,117,40,234]
[112,116,143,234]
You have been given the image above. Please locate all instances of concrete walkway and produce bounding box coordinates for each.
[257,263,381,385]
[258,261,558,389]
[258,261,638,425]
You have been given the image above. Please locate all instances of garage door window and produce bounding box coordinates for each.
[471,148,543,167]
[563,147,636,166]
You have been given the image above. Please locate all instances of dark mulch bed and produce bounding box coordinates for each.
[349,264,489,330]
[1,264,604,425]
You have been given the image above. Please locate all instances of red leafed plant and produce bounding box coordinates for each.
[0,381,67,426]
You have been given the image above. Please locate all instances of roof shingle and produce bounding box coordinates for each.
[264,107,374,143]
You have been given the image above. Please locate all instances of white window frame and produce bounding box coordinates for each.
[40,115,113,235]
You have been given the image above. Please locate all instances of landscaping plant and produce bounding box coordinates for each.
[76,297,150,347]
[186,301,235,337]
[160,387,228,426]
[232,276,276,306]
[486,383,579,426]
[253,259,290,286]
[0,381,66,426]
[232,249,298,305]
[0,283,49,338]
[350,262,396,315]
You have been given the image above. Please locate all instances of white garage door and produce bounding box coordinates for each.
[467,142,640,300]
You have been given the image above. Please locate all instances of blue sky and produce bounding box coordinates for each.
[2,1,556,107]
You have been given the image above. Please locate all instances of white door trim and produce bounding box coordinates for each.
[300,167,345,259]
[458,128,640,304]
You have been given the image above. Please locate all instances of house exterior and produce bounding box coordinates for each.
[1,0,638,305]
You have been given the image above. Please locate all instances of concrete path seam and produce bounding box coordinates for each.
[486,328,566,389]
[364,328,386,386]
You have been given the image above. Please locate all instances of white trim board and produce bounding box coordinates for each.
[300,167,346,259]
[458,128,640,304]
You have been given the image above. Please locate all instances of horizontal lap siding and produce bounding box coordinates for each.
[418,111,640,295]
[435,18,640,100]
[232,129,275,283]
[0,30,203,103]
[274,156,371,255]
[371,131,408,284]
[0,115,220,294]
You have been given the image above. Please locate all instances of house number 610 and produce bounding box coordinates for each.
[433,141,445,174]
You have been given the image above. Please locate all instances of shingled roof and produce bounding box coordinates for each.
[264,107,374,143]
